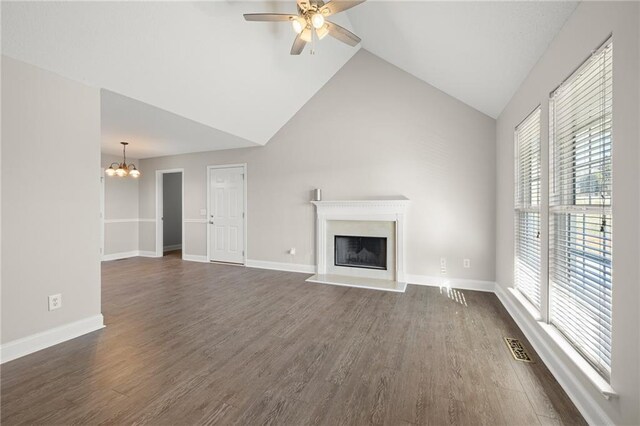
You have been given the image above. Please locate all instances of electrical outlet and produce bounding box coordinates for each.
[48,294,62,311]
[289,248,296,255]
[440,257,447,274]
[463,259,471,269]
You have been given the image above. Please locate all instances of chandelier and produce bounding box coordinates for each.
[105,142,140,178]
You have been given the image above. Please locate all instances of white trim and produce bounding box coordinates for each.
[102,251,139,261]
[155,169,185,260]
[163,244,182,252]
[207,164,247,264]
[183,254,209,263]
[406,274,495,293]
[495,284,615,426]
[0,315,105,364]
[508,287,542,321]
[307,274,407,293]
[102,250,160,261]
[184,218,207,224]
[246,259,315,274]
[103,218,156,223]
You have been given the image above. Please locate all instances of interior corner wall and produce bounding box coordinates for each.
[1,56,103,344]
[137,49,497,282]
[495,2,640,424]
[101,153,140,256]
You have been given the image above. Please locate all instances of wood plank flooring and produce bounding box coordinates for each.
[1,251,585,425]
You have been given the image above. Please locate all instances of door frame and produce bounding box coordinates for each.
[155,168,185,259]
[206,163,247,264]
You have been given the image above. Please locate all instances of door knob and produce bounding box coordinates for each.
[209,220,214,224]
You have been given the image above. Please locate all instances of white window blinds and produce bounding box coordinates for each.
[515,108,541,309]
[549,39,612,379]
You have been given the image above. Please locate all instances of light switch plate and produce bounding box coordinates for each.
[463,259,471,268]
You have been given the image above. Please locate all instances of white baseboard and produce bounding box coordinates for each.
[102,251,139,261]
[406,274,495,292]
[163,244,182,252]
[183,254,209,263]
[245,259,316,274]
[494,284,613,426]
[0,315,105,364]
[102,250,159,261]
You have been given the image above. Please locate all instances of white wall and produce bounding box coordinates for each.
[101,153,140,256]
[1,57,103,345]
[137,50,497,282]
[495,2,639,424]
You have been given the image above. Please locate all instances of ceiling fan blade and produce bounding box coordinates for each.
[320,1,366,17]
[291,33,307,55]
[243,13,297,22]
[326,21,361,47]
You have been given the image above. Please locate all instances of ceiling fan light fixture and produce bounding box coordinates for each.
[291,17,305,34]
[311,13,325,29]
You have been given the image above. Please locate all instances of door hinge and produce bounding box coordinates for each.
[242,250,245,256]
[242,212,245,218]
[241,173,245,179]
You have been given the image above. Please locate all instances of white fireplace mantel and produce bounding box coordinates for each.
[311,198,410,287]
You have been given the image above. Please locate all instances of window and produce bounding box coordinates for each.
[515,108,541,309]
[549,39,612,379]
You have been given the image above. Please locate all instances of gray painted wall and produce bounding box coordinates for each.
[162,172,182,248]
[495,2,639,424]
[138,50,497,281]
[101,153,139,255]
[1,56,102,343]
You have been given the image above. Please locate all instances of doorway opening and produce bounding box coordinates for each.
[155,169,184,258]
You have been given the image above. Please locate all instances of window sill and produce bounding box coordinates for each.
[538,323,617,399]
[508,287,542,321]
[507,287,617,399]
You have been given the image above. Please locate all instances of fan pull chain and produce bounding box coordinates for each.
[310,27,316,55]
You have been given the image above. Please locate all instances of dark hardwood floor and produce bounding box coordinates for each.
[1,251,585,425]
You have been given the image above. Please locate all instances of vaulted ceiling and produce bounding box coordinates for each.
[2,1,578,158]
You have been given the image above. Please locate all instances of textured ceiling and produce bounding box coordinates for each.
[1,1,358,147]
[2,1,579,157]
[101,90,258,159]
[347,1,578,118]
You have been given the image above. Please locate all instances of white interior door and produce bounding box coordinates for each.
[208,166,245,263]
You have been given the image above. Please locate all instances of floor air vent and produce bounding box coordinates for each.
[504,337,534,363]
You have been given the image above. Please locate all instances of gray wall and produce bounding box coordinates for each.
[162,172,182,248]
[495,2,639,424]
[138,50,497,281]
[1,56,102,343]
[101,153,139,255]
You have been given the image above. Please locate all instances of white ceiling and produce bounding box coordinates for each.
[347,1,578,118]
[101,90,257,159]
[1,1,358,146]
[2,1,578,157]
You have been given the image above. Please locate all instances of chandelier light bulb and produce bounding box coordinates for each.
[115,166,127,177]
[311,13,324,29]
[105,167,116,177]
[129,168,140,178]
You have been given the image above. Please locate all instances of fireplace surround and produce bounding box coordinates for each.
[307,198,409,292]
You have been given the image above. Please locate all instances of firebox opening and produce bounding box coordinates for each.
[334,235,387,270]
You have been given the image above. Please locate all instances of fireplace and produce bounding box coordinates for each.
[334,235,387,270]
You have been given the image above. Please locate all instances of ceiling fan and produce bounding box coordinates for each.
[244,0,365,55]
